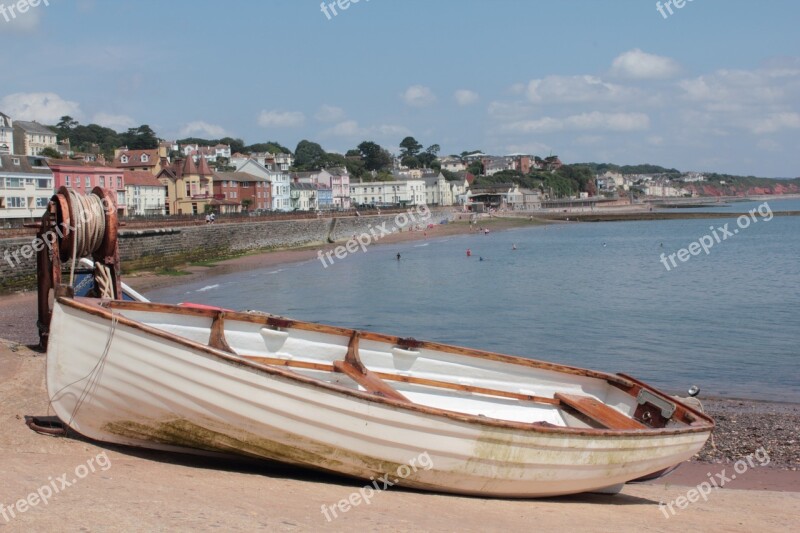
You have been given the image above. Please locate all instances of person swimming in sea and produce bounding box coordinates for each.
[396,253,401,261]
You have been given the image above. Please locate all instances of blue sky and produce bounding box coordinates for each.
[1,0,799,176]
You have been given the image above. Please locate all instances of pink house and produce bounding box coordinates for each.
[47,160,127,216]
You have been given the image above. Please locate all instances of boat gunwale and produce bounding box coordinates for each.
[54,296,714,437]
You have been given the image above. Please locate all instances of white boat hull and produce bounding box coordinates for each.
[46,299,711,498]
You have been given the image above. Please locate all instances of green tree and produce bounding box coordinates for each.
[467,160,484,176]
[39,147,62,158]
[401,155,420,169]
[241,198,253,211]
[55,116,78,140]
[399,136,423,158]
[121,125,159,150]
[357,141,392,171]
[294,140,326,168]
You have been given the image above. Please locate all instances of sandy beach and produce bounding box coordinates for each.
[1,215,798,531]
[0,340,797,532]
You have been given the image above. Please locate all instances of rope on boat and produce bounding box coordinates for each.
[66,190,107,287]
[45,312,119,433]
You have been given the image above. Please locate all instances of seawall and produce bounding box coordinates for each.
[0,208,455,292]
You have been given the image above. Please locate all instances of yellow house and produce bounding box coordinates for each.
[157,156,214,215]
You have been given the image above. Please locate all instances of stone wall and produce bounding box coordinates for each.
[0,208,454,292]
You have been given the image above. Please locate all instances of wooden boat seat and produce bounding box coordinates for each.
[554,393,646,430]
[333,360,410,402]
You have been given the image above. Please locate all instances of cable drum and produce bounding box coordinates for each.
[67,190,107,259]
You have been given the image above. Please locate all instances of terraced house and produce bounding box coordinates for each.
[0,155,53,224]
[124,170,167,216]
[212,171,271,213]
[48,159,127,216]
[12,121,58,156]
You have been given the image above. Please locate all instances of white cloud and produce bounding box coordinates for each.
[92,113,136,131]
[257,110,305,128]
[323,120,410,139]
[526,75,635,103]
[179,121,227,138]
[315,105,346,122]
[610,49,681,80]
[679,69,790,104]
[0,92,82,123]
[750,112,800,134]
[454,89,479,106]
[401,85,436,107]
[505,112,650,133]
[326,120,361,137]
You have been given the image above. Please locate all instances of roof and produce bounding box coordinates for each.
[182,156,199,176]
[114,149,159,168]
[213,171,267,183]
[45,158,119,171]
[124,170,163,187]
[197,156,213,176]
[0,155,52,175]
[13,120,56,135]
[290,182,317,191]
[323,167,347,176]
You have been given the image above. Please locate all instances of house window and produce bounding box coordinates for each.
[141,154,149,162]
[8,197,25,208]
[117,177,122,188]
[36,197,49,208]
[121,155,129,163]
[36,178,51,189]
[85,176,91,188]
[6,177,23,188]
[64,175,71,187]
[100,176,105,187]
[12,157,20,165]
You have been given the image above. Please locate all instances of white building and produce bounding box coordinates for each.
[438,157,466,173]
[420,172,453,206]
[0,112,13,155]
[350,178,425,206]
[0,155,53,223]
[124,170,167,216]
[12,121,58,156]
[233,158,291,211]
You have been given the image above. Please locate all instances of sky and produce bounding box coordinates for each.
[1,0,798,177]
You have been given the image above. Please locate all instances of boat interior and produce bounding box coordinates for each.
[80,298,711,433]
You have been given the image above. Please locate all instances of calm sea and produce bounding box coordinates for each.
[149,199,800,402]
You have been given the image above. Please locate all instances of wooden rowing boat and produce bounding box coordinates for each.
[46,295,714,498]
